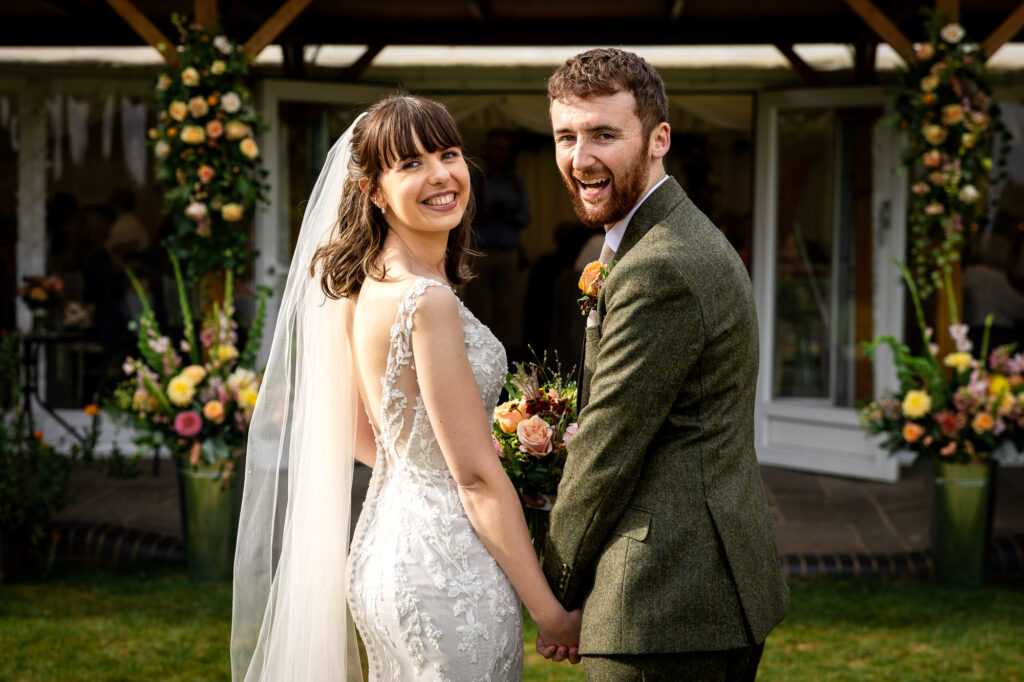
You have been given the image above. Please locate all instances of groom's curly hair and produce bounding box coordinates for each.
[547,48,669,137]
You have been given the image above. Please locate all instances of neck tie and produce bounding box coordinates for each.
[599,240,615,265]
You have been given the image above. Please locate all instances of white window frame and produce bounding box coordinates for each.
[751,87,906,482]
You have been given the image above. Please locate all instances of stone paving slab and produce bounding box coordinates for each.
[52,460,1024,570]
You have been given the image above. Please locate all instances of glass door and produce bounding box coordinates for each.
[752,88,906,481]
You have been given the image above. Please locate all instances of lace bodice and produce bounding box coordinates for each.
[347,278,522,682]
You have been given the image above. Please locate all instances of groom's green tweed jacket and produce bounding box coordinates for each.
[542,177,789,655]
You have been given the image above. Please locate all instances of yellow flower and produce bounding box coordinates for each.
[239,386,259,410]
[221,203,244,222]
[225,120,248,140]
[181,125,206,145]
[181,66,200,86]
[999,394,1016,416]
[167,375,197,406]
[168,101,187,122]
[181,364,207,384]
[943,352,972,373]
[239,138,260,159]
[902,390,932,419]
[989,375,1009,397]
[83,403,100,417]
[203,400,225,424]
[217,344,240,363]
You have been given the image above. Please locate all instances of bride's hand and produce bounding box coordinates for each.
[535,608,582,664]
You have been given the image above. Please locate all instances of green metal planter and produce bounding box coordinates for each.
[179,465,238,581]
[931,460,990,589]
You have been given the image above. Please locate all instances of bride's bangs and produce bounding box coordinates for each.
[374,97,463,171]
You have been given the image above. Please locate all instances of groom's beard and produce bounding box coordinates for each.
[561,143,650,229]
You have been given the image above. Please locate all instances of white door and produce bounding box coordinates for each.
[751,88,907,482]
[254,80,390,366]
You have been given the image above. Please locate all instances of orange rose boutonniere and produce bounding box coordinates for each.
[577,260,616,316]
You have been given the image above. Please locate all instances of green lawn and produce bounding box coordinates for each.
[1,565,1022,681]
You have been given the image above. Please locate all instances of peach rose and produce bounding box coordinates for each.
[203,399,225,424]
[494,400,526,434]
[578,260,604,297]
[915,43,935,60]
[517,415,553,457]
[941,104,964,126]
[922,149,942,168]
[924,203,945,216]
[197,164,215,183]
[205,120,224,139]
[491,435,505,459]
[187,96,209,118]
[902,422,924,443]
[922,125,947,145]
[225,120,248,140]
[971,412,993,434]
[168,101,187,122]
[181,364,207,384]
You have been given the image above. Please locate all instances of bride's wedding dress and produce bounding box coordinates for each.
[347,278,524,681]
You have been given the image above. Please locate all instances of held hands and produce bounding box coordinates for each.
[535,608,582,665]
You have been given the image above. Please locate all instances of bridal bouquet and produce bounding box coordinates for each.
[492,359,577,505]
[107,252,268,482]
[860,264,1024,464]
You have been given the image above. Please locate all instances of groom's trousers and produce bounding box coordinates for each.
[581,641,764,682]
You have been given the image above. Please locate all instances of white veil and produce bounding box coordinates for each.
[231,116,365,681]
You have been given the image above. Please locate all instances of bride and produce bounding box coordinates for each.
[231,95,581,681]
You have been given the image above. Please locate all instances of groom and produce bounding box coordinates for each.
[539,49,789,680]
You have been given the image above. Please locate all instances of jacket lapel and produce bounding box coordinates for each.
[614,176,687,261]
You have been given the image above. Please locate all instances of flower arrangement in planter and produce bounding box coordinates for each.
[106,252,268,480]
[891,11,1006,299]
[860,265,1024,463]
[17,275,64,311]
[150,14,268,283]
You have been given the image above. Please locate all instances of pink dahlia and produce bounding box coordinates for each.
[174,410,203,438]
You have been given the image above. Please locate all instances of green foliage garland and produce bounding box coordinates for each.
[891,10,1007,299]
[150,14,268,283]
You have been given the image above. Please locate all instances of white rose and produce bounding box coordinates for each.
[181,66,200,87]
[940,23,966,44]
[213,35,233,55]
[227,368,257,393]
[958,184,981,204]
[221,91,241,114]
[185,202,208,221]
[154,140,170,158]
[210,60,227,75]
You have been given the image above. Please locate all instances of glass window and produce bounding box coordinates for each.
[39,87,165,409]
[773,107,879,406]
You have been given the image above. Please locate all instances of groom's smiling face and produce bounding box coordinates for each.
[551,90,666,229]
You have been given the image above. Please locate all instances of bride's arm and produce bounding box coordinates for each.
[411,286,581,649]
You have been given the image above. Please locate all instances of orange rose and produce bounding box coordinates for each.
[495,400,526,434]
[902,422,925,443]
[83,403,100,417]
[203,400,226,424]
[578,260,604,297]
[971,412,993,434]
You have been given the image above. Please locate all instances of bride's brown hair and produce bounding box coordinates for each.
[310,95,475,299]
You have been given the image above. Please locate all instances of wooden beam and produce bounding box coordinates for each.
[982,2,1024,61]
[775,44,825,86]
[340,44,385,81]
[241,0,315,58]
[841,0,913,62]
[853,40,877,83]
[669,0,686,23]
[103,0,178,67]
[936,0,959,22]
[194,0,219,30]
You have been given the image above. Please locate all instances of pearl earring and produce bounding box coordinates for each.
[381,205,387,215]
